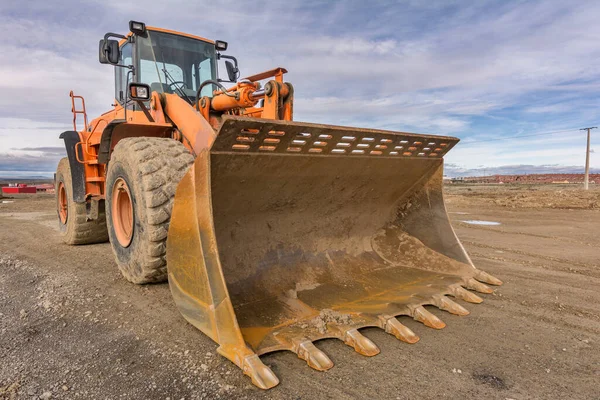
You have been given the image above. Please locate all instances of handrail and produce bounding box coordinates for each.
[69,91,88,132]
[74,142,85,163]
[83,119,105,157]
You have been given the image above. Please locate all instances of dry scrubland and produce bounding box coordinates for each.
[448,183,600,210]
[1,184,599,399]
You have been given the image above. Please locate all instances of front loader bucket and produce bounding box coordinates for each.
[166,116,502,389]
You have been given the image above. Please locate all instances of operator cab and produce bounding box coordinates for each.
[100,21,239,107]
[135,30,216,100]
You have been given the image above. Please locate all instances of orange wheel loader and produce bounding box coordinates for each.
[55,20,502,389]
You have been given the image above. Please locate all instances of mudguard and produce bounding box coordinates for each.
[59,130,86,203]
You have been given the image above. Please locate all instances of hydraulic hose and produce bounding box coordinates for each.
[195,80,237,110]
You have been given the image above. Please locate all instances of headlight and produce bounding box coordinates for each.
[128,83,151,101]
[129,21,146,35]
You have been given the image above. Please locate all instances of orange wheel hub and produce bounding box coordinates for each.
[112,177,134,247]
[58,182,68,224]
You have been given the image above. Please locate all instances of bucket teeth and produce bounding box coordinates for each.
[379,315,420,344]
[295,340,334,371]
[475,270,503,286]
[242,354,280,390]
[410,306,446,329]
[432,295,470,316]
[465,278,493,294]
[450,286,483,304]
[343,329,380,356]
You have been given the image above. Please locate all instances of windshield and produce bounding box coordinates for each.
[137,30,217,100]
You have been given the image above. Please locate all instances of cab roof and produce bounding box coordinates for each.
[146,26,215,44]
[119,26,215,45]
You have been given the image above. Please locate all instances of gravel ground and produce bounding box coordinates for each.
[1,185,599,399]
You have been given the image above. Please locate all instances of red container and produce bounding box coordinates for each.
[2,184,37,194]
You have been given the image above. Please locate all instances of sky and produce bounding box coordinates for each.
[1,0,599,177]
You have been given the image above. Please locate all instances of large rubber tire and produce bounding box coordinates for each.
[106,137,194,284]
[55,157,109,245]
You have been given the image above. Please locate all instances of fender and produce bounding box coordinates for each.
[59,131,86,203]
[97,119,173,164]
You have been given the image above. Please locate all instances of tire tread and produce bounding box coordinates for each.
[107,138,194,284]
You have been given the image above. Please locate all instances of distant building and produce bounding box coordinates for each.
[2,184,37,194]
[1,183,54,194]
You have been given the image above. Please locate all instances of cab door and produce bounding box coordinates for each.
[114,42,133,105]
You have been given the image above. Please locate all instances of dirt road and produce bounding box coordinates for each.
[1,185,599,399]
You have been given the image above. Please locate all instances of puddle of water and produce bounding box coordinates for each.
[462,220,501,226]
[1,200,14,204]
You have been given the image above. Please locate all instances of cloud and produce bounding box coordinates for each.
[1,0,599,178]
[12,147,66,155]
[524,104,573,114]
[0,151,62,174]
[296,37,397,56]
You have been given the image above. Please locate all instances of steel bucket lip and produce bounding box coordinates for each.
[218,115,461,141]
[211,116,459,158]
[232,266,469,355]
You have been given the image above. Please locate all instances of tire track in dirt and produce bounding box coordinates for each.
[468,251,600,279]
[2,192,600,399]
[455,222,599,248]
[462,240,598,269]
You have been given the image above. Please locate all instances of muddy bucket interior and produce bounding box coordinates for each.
[167,117,502,388]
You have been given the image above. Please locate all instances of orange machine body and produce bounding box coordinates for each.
[69,27,293,204]
[59,23,503,391]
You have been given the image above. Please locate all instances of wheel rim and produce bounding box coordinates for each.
[58,182,68,224]
[112,177,134,247]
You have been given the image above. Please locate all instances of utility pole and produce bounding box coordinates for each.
[580,127,597,190]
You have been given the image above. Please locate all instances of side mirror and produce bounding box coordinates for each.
[225,60,239,82]
[128,83,151,101]
[99,39,120,64]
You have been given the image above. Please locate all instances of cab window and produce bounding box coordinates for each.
[136,30,217,101]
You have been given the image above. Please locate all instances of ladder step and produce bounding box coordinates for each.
[86,177,105,182]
